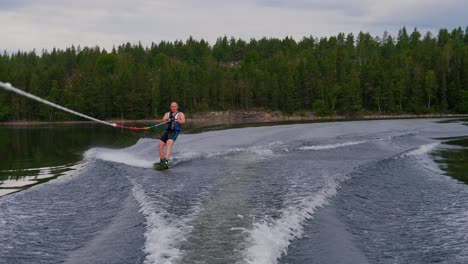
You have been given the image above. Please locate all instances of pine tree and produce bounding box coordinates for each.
[0,27,467,122]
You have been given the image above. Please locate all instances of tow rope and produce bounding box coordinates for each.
[0,81,168,131]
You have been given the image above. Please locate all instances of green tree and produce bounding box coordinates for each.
[425,70,437,111]
[1,27,468,122]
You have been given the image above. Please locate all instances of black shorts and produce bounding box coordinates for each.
[160,130,180,143]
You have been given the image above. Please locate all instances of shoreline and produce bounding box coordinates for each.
[1,112,468,126]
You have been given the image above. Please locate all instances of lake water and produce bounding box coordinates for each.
[0,118,467,264]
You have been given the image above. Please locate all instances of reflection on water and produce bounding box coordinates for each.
[0,162,89,196]
[0,123,151,195]
[431,137,468,184]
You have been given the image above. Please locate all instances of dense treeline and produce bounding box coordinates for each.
[0,26,467,121]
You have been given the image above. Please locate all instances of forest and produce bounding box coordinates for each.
[0,26,467,121]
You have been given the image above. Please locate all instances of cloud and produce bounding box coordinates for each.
[0,0,31,10]
[1,0,466,52]
[258,0,370,16]
[374,0,468,29]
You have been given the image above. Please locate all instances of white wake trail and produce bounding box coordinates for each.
[298,140,367,150]
[242,180,340,264]
[130,179,200,264]
[402,143,440,157]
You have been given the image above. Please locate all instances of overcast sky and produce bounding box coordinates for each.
[1,0,467,52]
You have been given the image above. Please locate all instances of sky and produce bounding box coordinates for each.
[1,0,467,52]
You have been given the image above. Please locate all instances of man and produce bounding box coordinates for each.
[158,102,186,166]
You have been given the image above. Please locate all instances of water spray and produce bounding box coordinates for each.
[0,81,168,130]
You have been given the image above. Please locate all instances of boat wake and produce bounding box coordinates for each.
[85,148,155,168]
[130,179,201,264]
[242,179,340,264]
[3,119,468,264]
[298,141,367,151]
[401,142,440,157]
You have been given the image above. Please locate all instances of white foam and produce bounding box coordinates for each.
[298,140,366,151]
[228,146,275,158]
[84,148,154,168]
[83,137,282,169]
[403,143,440,157]
[399,143,444,174]
[169,143,279,166]
[242,181,339,264]
[130,180,199,264]
[171,151,209,164]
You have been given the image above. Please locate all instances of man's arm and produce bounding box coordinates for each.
[177,113,186,124]
[162,112,169,122]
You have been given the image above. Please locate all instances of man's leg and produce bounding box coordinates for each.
[158,140,166,160]
[165,139,175,160]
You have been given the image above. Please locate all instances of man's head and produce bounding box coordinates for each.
[170,102,178,113]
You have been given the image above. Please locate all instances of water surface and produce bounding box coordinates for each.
[0,124,143,195]
[1,119,468,264]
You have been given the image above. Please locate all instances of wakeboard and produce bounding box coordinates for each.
[153,162,169,170]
